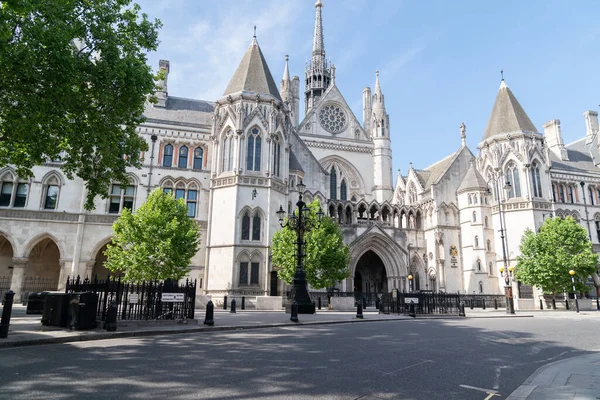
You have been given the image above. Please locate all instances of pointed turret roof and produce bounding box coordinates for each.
[313,1,325,57]
[282,55,290,81]
[223,37,282,102]
[457,160,487,193]
[481,80,537,141]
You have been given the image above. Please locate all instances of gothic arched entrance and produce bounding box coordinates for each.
[92,243,111,280]
[25,238,60,291]
[354,250,387,294]
[0,234,14,280]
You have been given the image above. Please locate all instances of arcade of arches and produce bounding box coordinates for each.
[354,250,388,294]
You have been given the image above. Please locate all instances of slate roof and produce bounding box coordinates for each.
[289,150,304,173]
[482,81,538,141]
[415,152,456,190]
[457,160,487,193]
[223,38,282,102]
[144,96,214,127]
[550,138,600,175]
[165,96,214,113]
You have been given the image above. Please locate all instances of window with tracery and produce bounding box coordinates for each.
[163,144,173,167]
[505,162,521,198]
[530,161,542,198]
[330,167,337,200]
[178,146,188,168]
[193,148,203,170]
[247,128,262,171]
[222,130,234,172]
[340,179,347,201]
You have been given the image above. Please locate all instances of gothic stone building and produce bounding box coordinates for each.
[1,1,599,306]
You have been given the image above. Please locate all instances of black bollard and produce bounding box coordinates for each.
[459,302,466,317]
[230,299,236,313]
[596,297,600,311]
[482,299,486,310]
[565,299,570,310]
[494,298,498,310]
[470,300,474,310]
[223,296,227,310]
[408,300,416,318]
[204,300,215,326]
[241,296,245,310]
[103,300,118,332]
[552,299,557,310]
[290,301,299,322]
[0,290,15,339]
[540,299,544,310]
[375,297,380,310]
[318,297,322,310]
[356,302,364,319]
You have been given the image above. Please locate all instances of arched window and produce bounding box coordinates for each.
[0,172,28,208]
[163,144,173,167]
[330,167,337,200]
[42,175,61,210]
[340,179,347,201]
[486,239,491,251]
[472,211,477,223]
[241,212,250,240]
[484,216,489,227]
[193,148,204,170]
[477,259,482,271]
[505,162,521,198]
[474,236,479,248]
[468,195,472,205]
[479,281,484,294]
[252,214,261,241]
[222,130,234,172]
[489,262,493,274]
[178,146,188,168]
[408,182,417,204]
[530,161,542,198]
[247,128,261,171]
[272,138,281,177]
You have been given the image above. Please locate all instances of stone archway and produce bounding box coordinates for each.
[24,238,60,291]
[92,243,111,280]
[0,234,14,280]
[354,250,387,294]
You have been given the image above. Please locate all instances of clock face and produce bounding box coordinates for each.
[318,104,347,134]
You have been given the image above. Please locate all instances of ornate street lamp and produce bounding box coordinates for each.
[276,180,324,314]
[487,174,515,315]
[569,269,580,313]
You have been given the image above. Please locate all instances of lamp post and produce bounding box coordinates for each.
[569,270,580,313]
[408,274,413,292]
[487,173,515,315]
[276,180,324,314]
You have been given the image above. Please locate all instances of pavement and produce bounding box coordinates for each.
[1,304,599,399]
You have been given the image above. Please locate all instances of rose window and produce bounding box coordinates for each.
[318,104,347,134]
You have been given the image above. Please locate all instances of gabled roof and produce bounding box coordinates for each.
[223,37,282,102]
[457,160,487,193]
[550,138,600,175]
[482,80,537,141]
[289,150,304,173]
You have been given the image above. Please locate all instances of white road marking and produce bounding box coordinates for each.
[459,384,498,394]
[382,359,434,376]
[484,393,501,399]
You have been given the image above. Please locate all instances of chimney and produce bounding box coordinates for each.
[584,110,599,145]
[156,59,170,108]
[543,119,568,161]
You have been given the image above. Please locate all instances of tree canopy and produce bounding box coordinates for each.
[104,189,200,282]
[516,216,598,296]
[271,199,350,289]
[0,0,162,209]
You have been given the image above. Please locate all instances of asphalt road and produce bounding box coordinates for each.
[0,316,598,400]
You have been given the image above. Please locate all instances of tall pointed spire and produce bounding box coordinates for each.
[372,70,385,110]
[481,78,537,141]
[282,54,290,81]
[312,1,325,57]
[304,0,331,113]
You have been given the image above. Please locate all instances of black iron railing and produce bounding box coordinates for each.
[461,294,506,308]
[381,292,462,315]
[285,291,382,308]
[21,276,59,302]
[0,276,10,304]
[65,275,197,321]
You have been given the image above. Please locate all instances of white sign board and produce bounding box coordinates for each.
[404,297,419,304]
[162,293,185,302]
[129,294,139,304]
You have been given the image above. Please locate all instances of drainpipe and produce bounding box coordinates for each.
[146,135,158,195]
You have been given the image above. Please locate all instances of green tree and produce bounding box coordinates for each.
[516,216,598,297]
[0,0,162,210]
[104,189,200,282]
[272,199,350,289]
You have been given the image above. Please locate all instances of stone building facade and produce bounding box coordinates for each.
[1,1,598,305]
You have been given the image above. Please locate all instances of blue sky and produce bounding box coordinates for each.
[137,0,600,173]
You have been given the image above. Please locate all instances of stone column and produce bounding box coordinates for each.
[10,258,28,300]
[84,260,96,280]
[57,259,70,291]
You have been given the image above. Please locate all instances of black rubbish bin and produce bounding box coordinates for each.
[42,293,70,327]
[26,292,49,314]
[68,292,98,330]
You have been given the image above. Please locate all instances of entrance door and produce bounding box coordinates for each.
[270,271,278,296]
